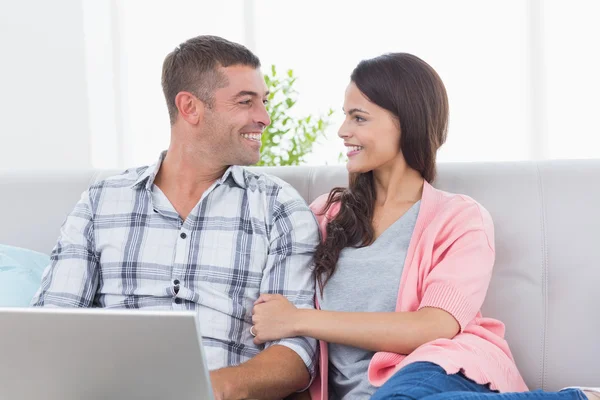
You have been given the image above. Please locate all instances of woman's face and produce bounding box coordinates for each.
[338,82,403,174]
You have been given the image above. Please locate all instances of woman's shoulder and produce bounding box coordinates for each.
[310,192,340,213]
[309,192,330,213]
[428,184,494,236]
[309,192,342,227]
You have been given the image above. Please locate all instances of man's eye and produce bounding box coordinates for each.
[240,100,251,105]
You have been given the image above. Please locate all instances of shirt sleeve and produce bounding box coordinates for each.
[418,202,496,331]
[31,190,100,307]
[260,184,320,383]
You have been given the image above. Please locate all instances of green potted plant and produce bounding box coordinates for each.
[258,66,335,166]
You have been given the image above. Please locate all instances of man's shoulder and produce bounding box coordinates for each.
[83,166,152,210]
[88,165,150,191]
[242,168,318,236]
[241,168,307,204]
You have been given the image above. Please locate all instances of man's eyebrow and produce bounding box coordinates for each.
[233,90,270,98]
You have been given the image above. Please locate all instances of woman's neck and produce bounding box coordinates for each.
[373,160,424,206]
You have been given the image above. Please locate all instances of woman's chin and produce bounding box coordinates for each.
[346,160,371,174]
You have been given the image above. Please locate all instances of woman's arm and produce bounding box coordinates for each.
[297,307,458,354]
[252,294,459,354]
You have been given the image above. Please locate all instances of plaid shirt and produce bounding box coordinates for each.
[32,153,319,378]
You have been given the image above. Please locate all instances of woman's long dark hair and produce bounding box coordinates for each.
[313,53,449,295]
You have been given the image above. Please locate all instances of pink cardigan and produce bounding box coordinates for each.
[308,181,528,400]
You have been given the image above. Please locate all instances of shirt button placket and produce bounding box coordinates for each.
[173,227,188,306]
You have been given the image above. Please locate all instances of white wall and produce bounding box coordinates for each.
[0,0,91,170]
[1,0,598,171]
[543,0,600,159]
[255,0,533,164]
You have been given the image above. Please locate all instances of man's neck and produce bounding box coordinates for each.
[154,143,228,198]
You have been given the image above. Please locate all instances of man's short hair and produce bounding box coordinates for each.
[161,35,261,125]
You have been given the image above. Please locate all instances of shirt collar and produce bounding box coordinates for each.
[130,151,166,190]
[130,151,247,190]
[218,165,247,188]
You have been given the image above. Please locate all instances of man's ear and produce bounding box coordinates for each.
[174,91,204,125]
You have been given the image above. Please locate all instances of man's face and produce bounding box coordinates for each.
[201,65,271,166]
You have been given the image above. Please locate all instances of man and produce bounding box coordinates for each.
[32,35,319,400]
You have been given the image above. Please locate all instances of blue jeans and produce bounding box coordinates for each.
[371,362,585,400]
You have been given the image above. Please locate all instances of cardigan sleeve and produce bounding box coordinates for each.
[418,202,496,332]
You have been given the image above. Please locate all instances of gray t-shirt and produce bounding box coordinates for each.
[318,201,420,399]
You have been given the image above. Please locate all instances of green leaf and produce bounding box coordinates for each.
[259,64,334,167]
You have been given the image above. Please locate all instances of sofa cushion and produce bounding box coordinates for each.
[0,244,48,307]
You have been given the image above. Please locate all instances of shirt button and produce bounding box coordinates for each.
[175,298,182,304]
[180,232,187,239]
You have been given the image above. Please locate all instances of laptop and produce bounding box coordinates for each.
[0,307,214,400]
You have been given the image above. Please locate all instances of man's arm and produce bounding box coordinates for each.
[31,190,99,307]
[212,185,320,399]
[210,344,309,400]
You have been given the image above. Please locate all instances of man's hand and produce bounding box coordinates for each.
[210,368,246,400]
[209,345,310,400]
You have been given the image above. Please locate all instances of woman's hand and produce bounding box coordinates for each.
[251,294,301,345]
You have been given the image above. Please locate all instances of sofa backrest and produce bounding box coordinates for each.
[1,160,599,390]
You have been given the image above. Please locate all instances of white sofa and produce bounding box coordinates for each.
[1,161,599,391]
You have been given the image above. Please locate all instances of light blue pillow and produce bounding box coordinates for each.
[0,244,50,307]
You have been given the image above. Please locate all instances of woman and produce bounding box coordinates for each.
[251,53,598,400]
